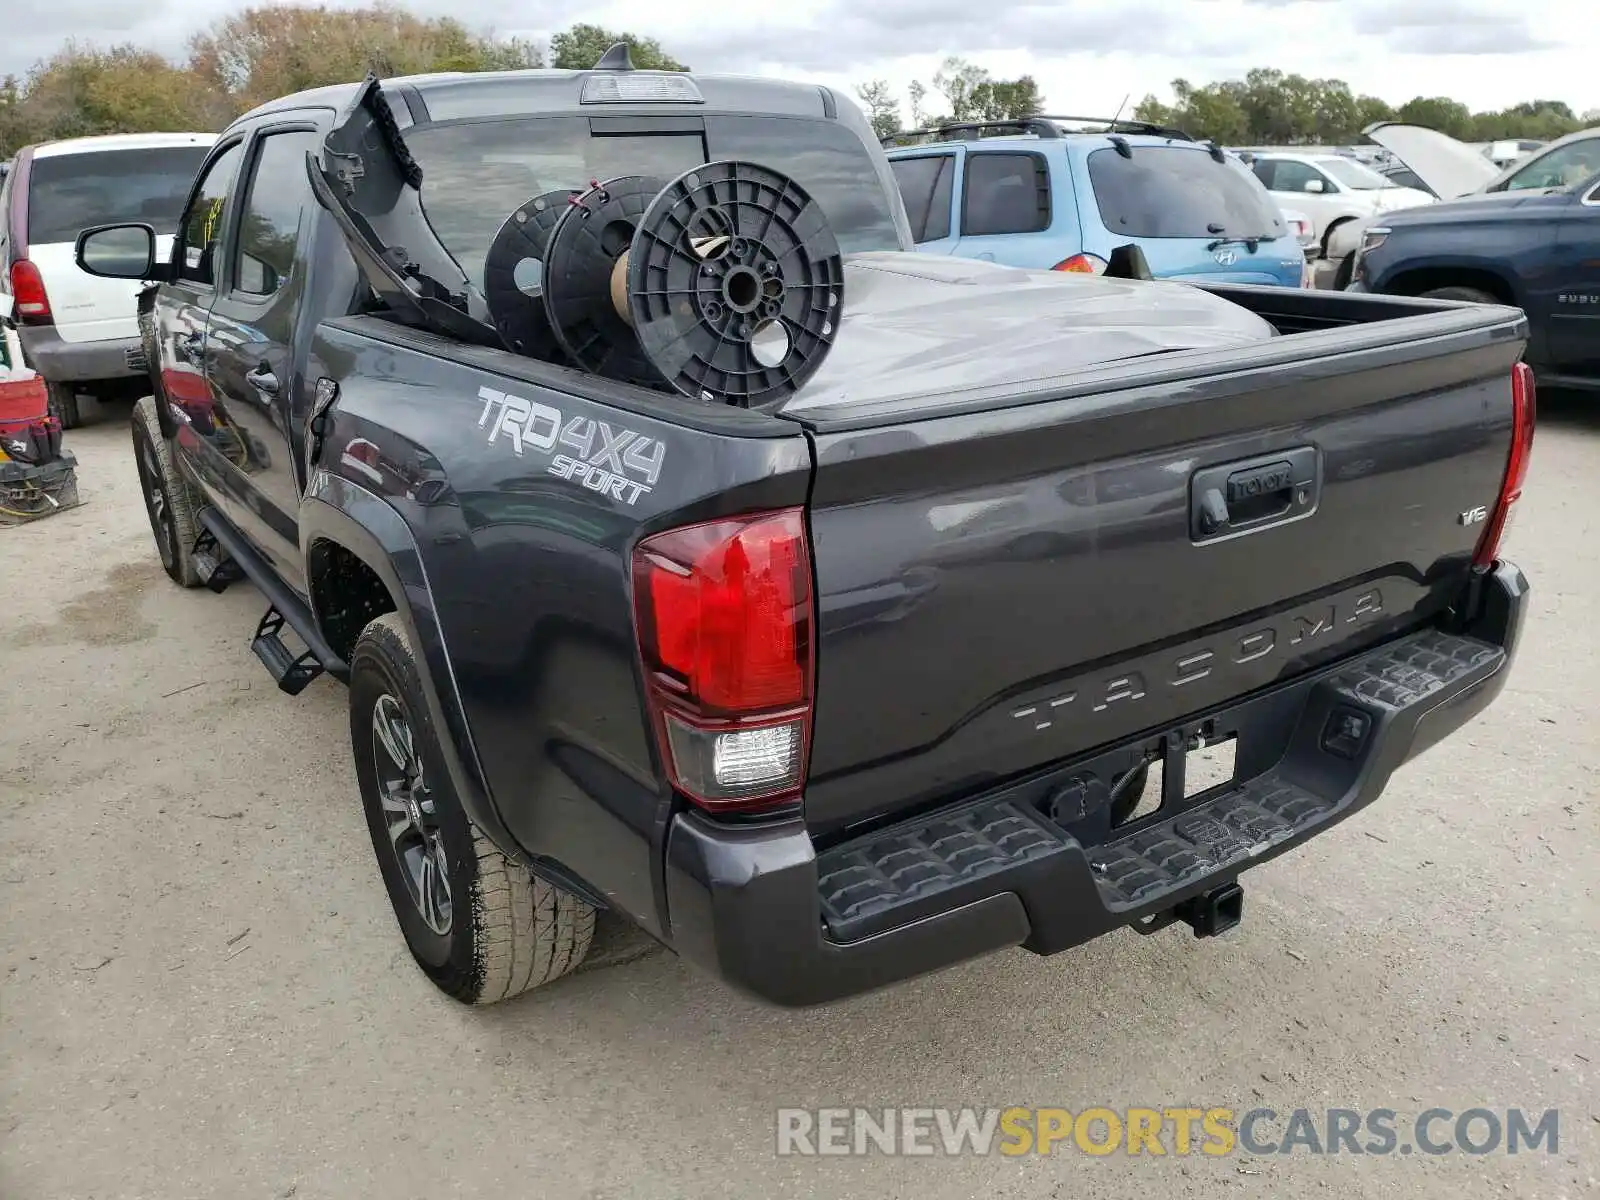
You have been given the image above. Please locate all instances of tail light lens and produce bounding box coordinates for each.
[1053,253,1108,275]
[1472,361,1536,569]
[631,507,814,812]
[9,260,51,324]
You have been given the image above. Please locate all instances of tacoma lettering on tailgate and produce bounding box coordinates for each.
[1012,589,1384,732]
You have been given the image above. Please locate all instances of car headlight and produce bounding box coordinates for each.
[1359,227,1390,255]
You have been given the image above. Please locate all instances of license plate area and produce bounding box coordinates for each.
[1050,715,1249,845]
[1115,724,1239,827]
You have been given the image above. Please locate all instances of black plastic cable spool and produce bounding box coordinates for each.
[627,160,843,408]
[541,175,668,387]
[482,188,581,359]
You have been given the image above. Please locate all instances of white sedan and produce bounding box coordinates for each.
[1242,151,1435,254]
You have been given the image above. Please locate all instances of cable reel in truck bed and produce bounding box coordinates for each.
[481,161,845,408]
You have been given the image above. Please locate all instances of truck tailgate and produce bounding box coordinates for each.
[795,313,1527,837]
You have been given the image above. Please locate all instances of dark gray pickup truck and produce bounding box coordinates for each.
[76,53,1534,1008]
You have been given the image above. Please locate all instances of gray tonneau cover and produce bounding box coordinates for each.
[778,252,1277,419]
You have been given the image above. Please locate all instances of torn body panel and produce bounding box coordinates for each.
[307,75,502,349]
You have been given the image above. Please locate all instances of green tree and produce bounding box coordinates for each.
[187,4,491,111]
[547,23,687,71]
[854,80,901,140]
[930,55,990,123]
[972,76,1044,122]
[907,80,930,128]
[1396,96,1474,141]
[475,37,545,72]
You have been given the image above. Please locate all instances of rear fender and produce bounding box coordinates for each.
[299,473,598,897]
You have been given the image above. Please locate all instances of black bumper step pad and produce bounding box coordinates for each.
[815,630,1504,940]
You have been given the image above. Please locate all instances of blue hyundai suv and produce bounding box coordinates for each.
[884,117,1309,287]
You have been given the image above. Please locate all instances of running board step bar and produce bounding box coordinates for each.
[252,606,326,695]
[196,507,350,691]
[191,527,246,593]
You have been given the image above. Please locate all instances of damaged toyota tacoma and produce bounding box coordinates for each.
[78,50,1534,1007]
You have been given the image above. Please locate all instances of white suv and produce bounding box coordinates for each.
[1242,151,1434,255]
[0,132,215,427]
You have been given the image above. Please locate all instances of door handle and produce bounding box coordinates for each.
[247,364,279,395]
[976,251,995,262]
[1190,447,1319,543]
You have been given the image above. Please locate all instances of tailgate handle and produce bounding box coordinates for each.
[1190,447,1318,543]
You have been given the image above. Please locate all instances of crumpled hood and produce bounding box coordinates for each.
[781,252,1277,419]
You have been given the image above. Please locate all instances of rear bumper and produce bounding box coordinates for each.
[664,562,1528,1007]
[15,325,144,383]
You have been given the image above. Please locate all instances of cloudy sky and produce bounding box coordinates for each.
[5,0,1592,120]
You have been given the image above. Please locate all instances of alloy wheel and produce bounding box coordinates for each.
[371,693,453,936]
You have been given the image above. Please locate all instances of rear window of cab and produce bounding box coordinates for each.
[406,114,905,289]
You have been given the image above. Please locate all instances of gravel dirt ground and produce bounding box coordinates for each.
[2,401,1596,1200]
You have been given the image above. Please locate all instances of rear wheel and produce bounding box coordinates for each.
[1420,286,1501,304]
[46,381,81,430]
[131,396,203,587]
[350,613,596,1004]
[44,381,106,430]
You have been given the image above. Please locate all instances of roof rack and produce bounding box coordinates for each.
[880,114,1194,149]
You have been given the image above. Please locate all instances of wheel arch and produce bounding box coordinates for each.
[299,477,522,867]
[1382,263,1519,306]
[1321,213,1358,256]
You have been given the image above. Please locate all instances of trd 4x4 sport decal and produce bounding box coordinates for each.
[476,385,666,506]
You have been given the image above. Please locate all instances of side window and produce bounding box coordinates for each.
[962,153,1050,236]
[1268,160,1330,194]
[890,155,955,243]
[1506,140,1600,191]
[233,130,320,298]
[1250,160,1276,189]
[176,141,245,287]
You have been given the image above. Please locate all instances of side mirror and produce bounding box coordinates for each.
[75,223,162,281]
[1303,179,1326,194]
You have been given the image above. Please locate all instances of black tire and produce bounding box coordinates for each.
[44,380,104,430]
[46,380,81,429]
[350,613,596,1004]
[131,396,204,587]
[1420,286,1500,304]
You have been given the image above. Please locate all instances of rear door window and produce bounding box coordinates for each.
[1086,146,1286,239]
[961,152,1050,236]
[25,146,210,245]
[890,154,955,242]
[233,131,321,298]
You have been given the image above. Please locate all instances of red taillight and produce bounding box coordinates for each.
[1473,361,1536,569]
[9,260,51,324]
[1053,253,1107,275]
[631,507,814,812]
